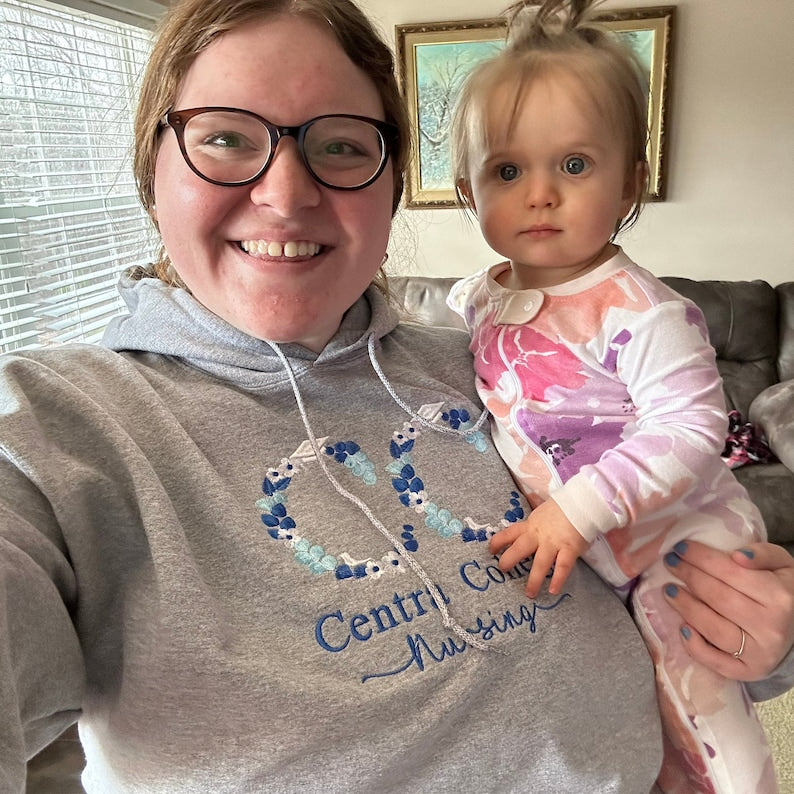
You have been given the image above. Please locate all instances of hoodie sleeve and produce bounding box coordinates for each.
[746,641,794,701]
[0,449,85,790]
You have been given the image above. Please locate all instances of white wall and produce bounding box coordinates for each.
[362,0,794,284]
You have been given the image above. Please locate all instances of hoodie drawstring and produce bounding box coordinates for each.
[265,337,496,654]
[367,335,490,437]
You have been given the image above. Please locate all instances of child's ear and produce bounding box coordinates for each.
[456,179,477,212]
[623,160,648,199]
[620,160,647,214]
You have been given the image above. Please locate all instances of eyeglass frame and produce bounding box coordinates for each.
[159,106,400,191]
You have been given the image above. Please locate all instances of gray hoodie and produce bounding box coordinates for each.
[1,274,770,793]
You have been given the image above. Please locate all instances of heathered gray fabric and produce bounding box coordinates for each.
[0,275,783,792]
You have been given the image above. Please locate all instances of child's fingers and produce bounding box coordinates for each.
[498,534,538,572]
[525,545,557,598]
[547,547,578,594]
[488,523,524,555]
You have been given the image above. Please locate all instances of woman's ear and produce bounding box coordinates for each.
[456,179,477,212]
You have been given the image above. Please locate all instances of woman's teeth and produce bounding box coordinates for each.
[240,240,321,257]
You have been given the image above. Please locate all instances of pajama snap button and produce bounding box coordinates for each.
[494,289,544,324]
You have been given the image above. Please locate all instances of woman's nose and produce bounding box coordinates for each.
[248,138,321,214]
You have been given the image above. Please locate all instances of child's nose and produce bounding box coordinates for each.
[525,174,559,208]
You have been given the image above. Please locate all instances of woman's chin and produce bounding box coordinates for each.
[240,309,341,352]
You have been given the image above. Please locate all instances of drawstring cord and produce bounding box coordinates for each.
[367,335,489,436]
[265,338,494,653]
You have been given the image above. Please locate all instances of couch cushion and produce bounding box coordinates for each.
[733,462,794,546]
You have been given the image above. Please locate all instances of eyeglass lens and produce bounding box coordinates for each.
[179,110,387,188]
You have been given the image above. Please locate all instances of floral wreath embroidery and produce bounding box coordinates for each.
[255,404,525,582]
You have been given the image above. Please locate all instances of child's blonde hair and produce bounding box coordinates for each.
[450,0,649,234]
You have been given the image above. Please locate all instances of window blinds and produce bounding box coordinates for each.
[0,0,157,352]
[49,0,164,31]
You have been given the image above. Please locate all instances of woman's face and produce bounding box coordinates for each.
[153,16,395,351]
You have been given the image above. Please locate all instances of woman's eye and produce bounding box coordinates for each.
[498,164,520,182]
[563,156,589,175]
[205,131,244,149]
[323,141,360,156]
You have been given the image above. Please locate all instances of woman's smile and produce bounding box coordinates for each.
[239,239,323,258]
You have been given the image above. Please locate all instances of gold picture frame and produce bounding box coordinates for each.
[396,6,675,208]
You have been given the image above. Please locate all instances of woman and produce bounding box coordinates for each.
[1,0,792,791]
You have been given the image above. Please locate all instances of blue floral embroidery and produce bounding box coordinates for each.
[389,422,418,459]
[256,457,399,581]
[293,538,337,574]
[442,409,488,452]
[324,441,377,485]
[387,410,498,542]
[503,492,525,524]
[401,525,419,552]
[336,552,402,581]
[391,463,426,509]
[256,406,525,582]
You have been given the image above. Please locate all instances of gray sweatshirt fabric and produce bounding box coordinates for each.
[0,276,789,793]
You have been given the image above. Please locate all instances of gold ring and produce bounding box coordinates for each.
[732,628,746,659]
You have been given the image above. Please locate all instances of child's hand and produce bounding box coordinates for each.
[489,500,591,597]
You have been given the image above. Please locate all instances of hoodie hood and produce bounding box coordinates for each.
[102,275,401,389]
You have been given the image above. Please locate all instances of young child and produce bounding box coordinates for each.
[446,1,776,792]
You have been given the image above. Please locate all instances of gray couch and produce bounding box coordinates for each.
[389,275,794,553]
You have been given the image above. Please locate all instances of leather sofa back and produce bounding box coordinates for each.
[388,276,464,330]
[388,275,793,418]
[777,283,794,382]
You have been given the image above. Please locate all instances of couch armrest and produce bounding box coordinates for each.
[750,380,794,472]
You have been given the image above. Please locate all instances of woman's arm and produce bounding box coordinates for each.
[663,539,794,696]
[0,455,85,786]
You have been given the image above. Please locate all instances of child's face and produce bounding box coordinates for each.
[461,73,638,289]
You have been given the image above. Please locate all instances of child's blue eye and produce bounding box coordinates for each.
[498,164,520,181]
[563,156,588,175]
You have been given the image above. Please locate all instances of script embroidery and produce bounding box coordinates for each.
[360,595,570,682]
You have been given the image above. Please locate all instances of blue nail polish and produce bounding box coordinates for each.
[665,584,678,598]
[681,626,692,640]
[739,548,755,560]
[664,552,680,567]
[673,541,688,556]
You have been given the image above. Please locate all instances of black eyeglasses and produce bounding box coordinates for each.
[160,107,398,190]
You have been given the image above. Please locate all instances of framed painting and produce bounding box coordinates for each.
[396,6,675,208]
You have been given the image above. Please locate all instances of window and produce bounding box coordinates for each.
[0,0,158,352]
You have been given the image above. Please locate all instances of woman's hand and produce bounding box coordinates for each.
[663,540,794,681]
